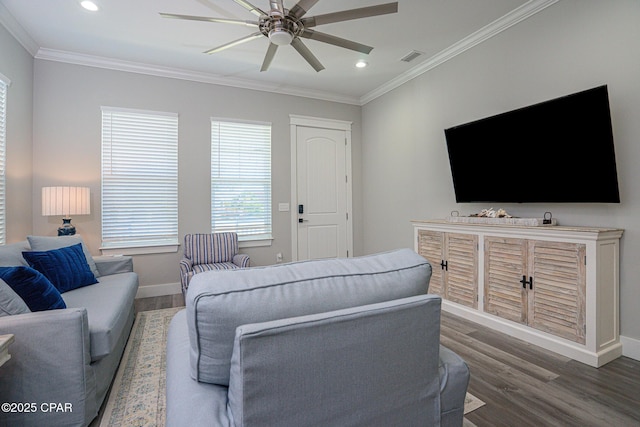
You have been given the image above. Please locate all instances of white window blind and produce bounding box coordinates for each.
[0,75,8,245]
[101,107,178,250]
[211,119,272,241]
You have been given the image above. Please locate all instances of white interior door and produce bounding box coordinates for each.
[291,116,352,261]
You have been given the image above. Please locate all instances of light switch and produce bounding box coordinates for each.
[278,203,290,212]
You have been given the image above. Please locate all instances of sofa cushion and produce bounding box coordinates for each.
[23,243,98,293]
[62,272,138,361]
[27,235,100,278]
[0,278,30,316]
[0,240,30,267]
[0,266,66,311]
[186,248,432,385]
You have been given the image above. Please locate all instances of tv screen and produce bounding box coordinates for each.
[444,85,620,203]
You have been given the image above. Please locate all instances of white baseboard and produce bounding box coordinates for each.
[135,282,181,299]
[621,335,640,362]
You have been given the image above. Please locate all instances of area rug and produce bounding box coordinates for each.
[100,307,183,427]
[464,392,485,414]
[100,306,485,426]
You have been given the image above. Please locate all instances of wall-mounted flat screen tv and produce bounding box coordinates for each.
[444,85,620,203]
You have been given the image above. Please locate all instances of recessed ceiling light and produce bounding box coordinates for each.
[355,60,368,68]
[80,1,99,11]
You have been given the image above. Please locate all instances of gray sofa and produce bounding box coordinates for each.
[0,237,139,427]
[166,248,470,427]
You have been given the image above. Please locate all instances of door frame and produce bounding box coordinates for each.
[290,114,353,261]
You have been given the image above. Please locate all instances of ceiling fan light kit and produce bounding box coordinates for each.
[268,29,294,46]
[160,0,398,72]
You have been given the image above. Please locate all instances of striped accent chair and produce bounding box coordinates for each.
[180,233,250,295]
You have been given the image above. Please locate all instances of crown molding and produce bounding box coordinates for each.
[4,0,557,107]
[0,2,38,56]
[34,48,361,106]
[359,0,559,105]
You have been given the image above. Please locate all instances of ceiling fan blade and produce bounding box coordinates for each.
[233,0,267,17]
[260,43,279,72]
[289,0,320,19]
[291,38,325,72]
[159,13,258,27]
[300,29,373,54]
[301,2,398,27]
[204,32,263,54]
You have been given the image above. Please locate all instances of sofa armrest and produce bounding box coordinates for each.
[232,253,250,268]
[94,255,133,276]
[0,309,97,427]
[438,345,470,427]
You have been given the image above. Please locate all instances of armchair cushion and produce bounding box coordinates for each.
[187,248,431,385]
[0,266,67,311]
[23,243,98,293]
[192,262,239,274]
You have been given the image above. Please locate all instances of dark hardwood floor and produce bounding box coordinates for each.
[441,311,640,427]
[134,293,185,313]
[129,296,640,427]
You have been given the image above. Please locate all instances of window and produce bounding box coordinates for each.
[0,73,9,245]
[211,119,272,243]
[101,107,178,254]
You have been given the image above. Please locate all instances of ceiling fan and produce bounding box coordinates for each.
[160,0,399,72]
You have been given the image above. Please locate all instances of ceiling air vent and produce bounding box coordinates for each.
[400,50,424,63]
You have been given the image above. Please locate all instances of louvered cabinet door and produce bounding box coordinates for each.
[484,237,527,324]
[528,241,586,344]
[445,233,478,308]
[417,229,445,297]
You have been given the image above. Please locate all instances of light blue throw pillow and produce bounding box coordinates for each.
[0,241,30,267]
[0,278,30,316]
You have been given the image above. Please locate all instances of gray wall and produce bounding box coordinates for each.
[361,0,640,344]
[31,60,362,289]
[0,23,33,242]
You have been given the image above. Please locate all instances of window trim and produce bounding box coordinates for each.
[0,72,10,246]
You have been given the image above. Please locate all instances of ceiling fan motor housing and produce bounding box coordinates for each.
[260,6,303,46]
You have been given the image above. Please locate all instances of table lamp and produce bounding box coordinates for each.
[42,186,90,236]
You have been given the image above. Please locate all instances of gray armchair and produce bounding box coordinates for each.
[166,249,470,427]
[179,232,249,295]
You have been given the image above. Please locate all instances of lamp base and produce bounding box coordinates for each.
[58,218,76,236]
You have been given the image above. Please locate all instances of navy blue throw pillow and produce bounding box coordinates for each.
[23,243,98,293]
[0,266,66,311]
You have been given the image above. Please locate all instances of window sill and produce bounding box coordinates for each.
[239,238,273,248]
[100,243,180,256]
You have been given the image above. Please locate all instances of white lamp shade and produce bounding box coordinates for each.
[42,186,91,217]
